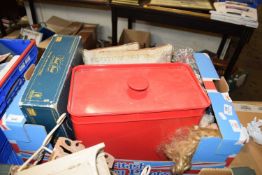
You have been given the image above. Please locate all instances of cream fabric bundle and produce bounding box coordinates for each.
[83,44,173,64]
[83,42,140,64]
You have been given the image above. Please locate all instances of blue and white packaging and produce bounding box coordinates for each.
[112,53,247,175]
[0,69,50,162]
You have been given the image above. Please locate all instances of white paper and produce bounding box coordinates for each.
[0,55,20,82]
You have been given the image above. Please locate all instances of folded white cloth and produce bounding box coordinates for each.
[83,44,173,64]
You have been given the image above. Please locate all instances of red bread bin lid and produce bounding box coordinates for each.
[68,63,210,118]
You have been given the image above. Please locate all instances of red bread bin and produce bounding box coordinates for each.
[68,63,210,160]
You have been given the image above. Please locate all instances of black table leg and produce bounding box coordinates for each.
[224,29,250,79]
[246,29,254,43]
[0,17,6,36]
[112,6,118,46]
[128,18,133,29]
[28,0,37,24]
[217,34,228,58]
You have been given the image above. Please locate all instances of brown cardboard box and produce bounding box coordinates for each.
[45,16,72,33]
[58,22,83,35]
[119,29,151,48]
[38,21,83,50]
[230,101,262,175]
[3,16,97,51]
[77,24,97,49]
[3,29,20,39]
[38,16,97,50]
[38,37,52,49]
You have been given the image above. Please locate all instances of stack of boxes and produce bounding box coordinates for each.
[1,35,82,163]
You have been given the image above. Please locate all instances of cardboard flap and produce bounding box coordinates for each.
[46,16,72,33]
[58,22,83,35]
[194,53,220,80]
[216,139,242,155]
[206,84,241,141]
[24,64,35,81]
[119,29,151,48]
[195,53,242,141]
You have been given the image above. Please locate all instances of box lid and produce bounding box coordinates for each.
[68,63,210,117]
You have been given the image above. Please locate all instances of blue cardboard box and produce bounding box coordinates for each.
[192,53,246,164]
[112,53,247,175]
[1,79,50,162]
[20,35,83,138]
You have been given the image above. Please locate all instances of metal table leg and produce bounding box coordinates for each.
[28,0,37,24]
[128,18,133,29]
[112,6,118,46]
[0,17,6,36]
[224,29,251,79]
[217,34,228,58]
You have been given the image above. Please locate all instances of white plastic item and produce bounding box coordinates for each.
[199,114,215,128]
[20,28,43,45]
[141,165,151,175]
[236,126,249,145]
[247,117,262,145]
[17,143,110,175]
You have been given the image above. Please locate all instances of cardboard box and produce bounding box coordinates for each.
[38,16,97,50]
[1,81,50,162]
[0,65,50,162]
[78,24,97,49]
[198,168,233,175]
[230,101,262,175]
[3,30,20,39]
[45,16,72,34]
[119,29,151,48]
[0,65,51,163]
[192,53,245,163]
[112,53,246,175]
[20,35,83,139]
[37,37,52,50]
